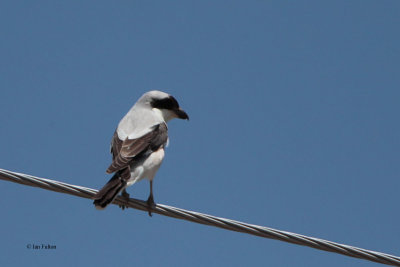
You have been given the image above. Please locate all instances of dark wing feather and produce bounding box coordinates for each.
[106,123,168,174]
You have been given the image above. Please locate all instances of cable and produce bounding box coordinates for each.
[0,168,399,266]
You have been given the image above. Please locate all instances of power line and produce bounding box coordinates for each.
[1,168,399,266]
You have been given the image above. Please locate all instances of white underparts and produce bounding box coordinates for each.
[126,147,165,187]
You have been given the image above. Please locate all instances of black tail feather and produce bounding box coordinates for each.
[93,171,127,209]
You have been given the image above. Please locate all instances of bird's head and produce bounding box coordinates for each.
[139,90,189,122]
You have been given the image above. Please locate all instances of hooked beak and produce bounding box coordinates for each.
[174,108,189,120]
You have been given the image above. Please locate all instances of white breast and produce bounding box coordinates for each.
[142,148,165,180]
[127,148,165,186]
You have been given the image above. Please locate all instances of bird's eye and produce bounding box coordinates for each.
[151,96,179,110]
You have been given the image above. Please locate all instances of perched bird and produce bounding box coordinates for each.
[93,90,189,216]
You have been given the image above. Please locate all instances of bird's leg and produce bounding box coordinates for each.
[121,189,130,199]
[119,189,130,210]
[146,180,155,217]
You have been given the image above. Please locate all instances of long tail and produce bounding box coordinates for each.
[93,171,127,210]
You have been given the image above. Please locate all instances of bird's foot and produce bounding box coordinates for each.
[146,195,156,217]
[119,190,130,210]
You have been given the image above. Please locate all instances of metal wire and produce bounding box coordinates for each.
[1,168,399,266]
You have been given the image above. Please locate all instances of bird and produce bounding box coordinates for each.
[93,90,189,216]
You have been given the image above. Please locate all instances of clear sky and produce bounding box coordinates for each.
[1,1,399,266]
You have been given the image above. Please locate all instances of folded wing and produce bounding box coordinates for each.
[106,123,168,174]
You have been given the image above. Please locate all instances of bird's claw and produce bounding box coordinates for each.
[146,195,155,217]
[119,190,130,210]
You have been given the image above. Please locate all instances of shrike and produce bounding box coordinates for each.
[93,90,189,216]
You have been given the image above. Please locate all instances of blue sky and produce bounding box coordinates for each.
[1,1,399,266]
